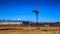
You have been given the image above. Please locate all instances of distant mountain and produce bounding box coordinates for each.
[0,19,30,22]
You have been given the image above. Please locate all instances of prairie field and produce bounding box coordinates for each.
[0,30,60,34]
[0,22,60,34]
[0,27,60,34]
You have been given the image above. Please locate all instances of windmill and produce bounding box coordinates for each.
[32,8,40,30]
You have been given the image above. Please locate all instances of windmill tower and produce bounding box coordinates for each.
[32,8,39,30]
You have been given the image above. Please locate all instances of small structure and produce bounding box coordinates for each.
[22,22,29,27]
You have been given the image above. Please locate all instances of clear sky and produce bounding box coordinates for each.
[0,0,60,22]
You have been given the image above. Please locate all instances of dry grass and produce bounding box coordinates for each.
[0,29,60,34]
[0,22,60,34]
[0,27,60,34]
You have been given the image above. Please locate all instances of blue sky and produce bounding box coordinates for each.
[0,0,60,22]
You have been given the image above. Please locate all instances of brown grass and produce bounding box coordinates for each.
[0,22,60,34]
[0,27,60,34]
[0,29,60,34]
